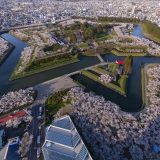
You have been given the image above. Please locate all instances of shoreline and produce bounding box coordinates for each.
[0,42,15,66]
[140,23,160,45]
[141,64,146,106]
[0,90,37,119]
[10,58,80,81]
[142,63,159,107]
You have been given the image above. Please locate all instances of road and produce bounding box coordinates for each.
[27,77,78,160]
[28,105,41,160]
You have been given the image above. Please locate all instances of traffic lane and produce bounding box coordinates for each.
[28,105,41,160]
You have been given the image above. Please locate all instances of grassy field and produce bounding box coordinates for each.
[11,55,79,80]
[108,63,119,75]
[141,23,160,44]
[93,66,128,93]
[118,75,128,91]
[141,64,158,107]
[93,66,109,74]
[141,65,146,106]
[81,69,127,96]
[96,33,113,40]
[111,49,147,57]
[45,89,69,124]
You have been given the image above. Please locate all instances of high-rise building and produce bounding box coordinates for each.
[42,115,93,160]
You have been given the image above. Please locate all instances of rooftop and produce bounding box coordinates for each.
[42,115,92,160]
[0,110,27,125]
[0,137,20,160]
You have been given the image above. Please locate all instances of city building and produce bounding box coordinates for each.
[0,109,31,127]
[0,137,20,160]
[42,115,93,160]
[0,129,5,149]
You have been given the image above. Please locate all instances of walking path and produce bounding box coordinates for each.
[96,53,104,62]
[65,62,108,77]
[27,76,78,160]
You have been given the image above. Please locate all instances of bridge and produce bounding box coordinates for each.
[96,53,104,62]
[65,62,108,77]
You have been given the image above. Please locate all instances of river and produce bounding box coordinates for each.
[0,25,160,112]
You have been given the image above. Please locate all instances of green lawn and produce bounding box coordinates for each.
[108,63,119,75]
[96,32,112,40]
[141,65,146,106]
[141,64,158,107]
[81,69,127,96]
[78,43,88,49]
[93,66,109,74]
[81,70,100,82]
[141,23,160,44]
[93,66,128,93]
[111,49,147,57]
[118,75,128,91]
[11,55,79,80]
[45,89,69,124]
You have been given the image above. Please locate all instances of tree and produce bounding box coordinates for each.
[84,28,93,41]
[84,48,96,56]
[123,56,133,75]
[96,47,105,55]
[70,33,77,43]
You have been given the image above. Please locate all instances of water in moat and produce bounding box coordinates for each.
[71,25,160,112]
[0,25,160,112]
[0,34,99,95]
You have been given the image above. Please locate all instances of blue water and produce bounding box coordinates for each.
[0,26,160,112]
[131,25,144,38]
[0,34,27,93]
[71,25,160,112]
[0,34,99,95]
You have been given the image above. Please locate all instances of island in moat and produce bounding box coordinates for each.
[8,18,160,81]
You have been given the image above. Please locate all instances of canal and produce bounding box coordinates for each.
[0,25,160,112]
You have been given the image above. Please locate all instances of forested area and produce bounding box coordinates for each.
[45,89,70,124]
[98,17,140,23]
[61,22,113,42]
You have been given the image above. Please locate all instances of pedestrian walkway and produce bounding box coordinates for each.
[96,53,104,62]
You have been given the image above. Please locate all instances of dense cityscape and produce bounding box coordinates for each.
[0,0,160,30]
[0,0,160,160]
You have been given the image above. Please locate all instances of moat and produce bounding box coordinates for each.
[0,25,160,112]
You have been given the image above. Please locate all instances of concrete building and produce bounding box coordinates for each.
[0,129,5,149]
[0,137,20,160]
[42,115,93,160]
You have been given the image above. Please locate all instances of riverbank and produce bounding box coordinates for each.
[0,43,15,66]
[142,63,159,107]
[0,30,9,35]
[81,69,127,96]
[141,64,146,106]
[111,49,146,57]
[141,22,160,44]
[10,55,79,80]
